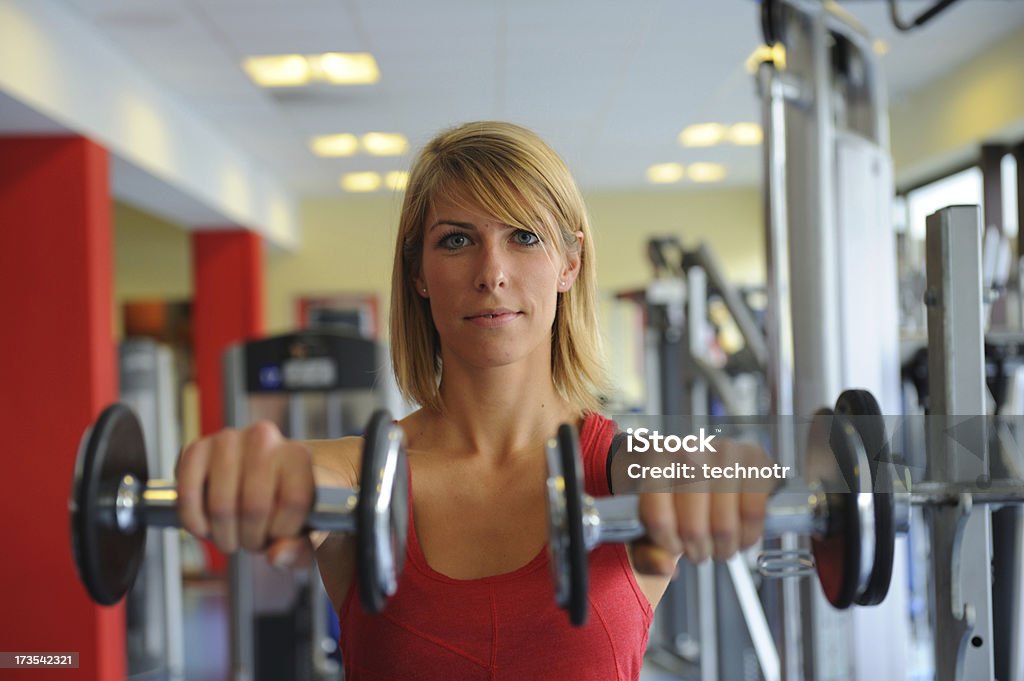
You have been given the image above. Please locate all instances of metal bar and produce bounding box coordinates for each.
[759,56,805,681]
[727,555,781,681]
[139,482,359,533]
[924,205,995,681]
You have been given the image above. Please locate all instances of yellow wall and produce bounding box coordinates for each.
[890,22,1024,188]
[112,201,191,337]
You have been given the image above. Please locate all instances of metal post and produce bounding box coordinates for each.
[924,205,995,681]
[759,57,805,681]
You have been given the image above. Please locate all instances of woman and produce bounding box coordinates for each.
[176,121,769,680]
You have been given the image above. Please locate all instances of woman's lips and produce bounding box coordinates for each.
[465,311,522,328]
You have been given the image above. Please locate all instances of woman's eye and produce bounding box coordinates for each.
[440,232,470,249]
[513,230,541,246]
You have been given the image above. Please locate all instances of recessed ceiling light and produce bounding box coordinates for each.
[385,171,409,191]
[341,172,382,192]
[243,54,311,87]
[873,39,889,56]
[646,163,685,184]
[310,133,359,157]
[244,52,380,87]
[687,163,727,183]
[315,53,380,85]
[362,133,408,156]
[679,123,727,148]
[727,123,763,146]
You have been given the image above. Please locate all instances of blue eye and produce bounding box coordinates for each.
[513,230,541,246]
[439,231,470,250]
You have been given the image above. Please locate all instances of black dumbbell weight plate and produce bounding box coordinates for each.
[834,389,894,606]
[805,409,871,609]
[545,424,589,627]
[357,410,409,613]
[70,404,148,605]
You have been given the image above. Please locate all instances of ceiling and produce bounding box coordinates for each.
[19,0,1024,197]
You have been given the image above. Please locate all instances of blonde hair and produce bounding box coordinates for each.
[389,121,607,413]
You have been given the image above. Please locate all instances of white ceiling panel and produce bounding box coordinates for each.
[23,0,1024,200]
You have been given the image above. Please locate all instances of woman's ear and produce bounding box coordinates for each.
[414,275,429,298]
[558,231,585,292]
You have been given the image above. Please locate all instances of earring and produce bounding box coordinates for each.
[422,288,428,294]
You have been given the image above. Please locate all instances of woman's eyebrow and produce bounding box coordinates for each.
[427,219,476,232]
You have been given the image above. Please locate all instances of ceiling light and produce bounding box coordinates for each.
[646,163,685,184]
[309,133,359,157]
[687,163,727,183]
[679,123,727,148]
[315,53,380,85]
[362,132,409,156]
[727,123,763,146]
[873,39,889,56]
[385,171,409,191]
[341,172,382,192]
[745,43,787,74]
[243,54,311,87]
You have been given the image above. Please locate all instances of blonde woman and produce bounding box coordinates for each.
[177,121,769,680]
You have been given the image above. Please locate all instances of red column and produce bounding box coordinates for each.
[192,230,265,436]
[0,137,123,679]
[192,231,264,574]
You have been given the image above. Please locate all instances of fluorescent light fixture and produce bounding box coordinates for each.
[679,123,727,148]
[744,43,787,74]
[646,163,685,184]
[243,54,311,87]
[727,123,763,146]
[341,172,382,192]
[385,171,409,191]
[315,52,380,85]
[687,163,727,183]
[244,52,379,87]
[362,132,408,156]
[309,133,359,157]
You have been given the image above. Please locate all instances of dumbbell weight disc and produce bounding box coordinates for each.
[545,423,589,626]
[806,408,875,609]
[356,410,409,613]
[70,403,148,605]
[834,389,895,606]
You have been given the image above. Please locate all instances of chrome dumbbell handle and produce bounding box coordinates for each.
[112,475,362,534]
[584,486,830,552]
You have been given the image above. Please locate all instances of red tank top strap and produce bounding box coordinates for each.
[578,412,618,498]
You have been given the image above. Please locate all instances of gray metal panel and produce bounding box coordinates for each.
[119,339,186,681]
[924,206,995,681]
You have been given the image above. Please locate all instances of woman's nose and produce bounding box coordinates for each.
[474,246,508,292]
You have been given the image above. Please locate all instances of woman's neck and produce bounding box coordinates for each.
[417,361,582,461]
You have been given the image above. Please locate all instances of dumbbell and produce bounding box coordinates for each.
[545,391,892,626]
[69,404,409,614]
[546,390,1024,626]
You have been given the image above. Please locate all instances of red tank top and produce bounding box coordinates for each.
[337,413,653,680]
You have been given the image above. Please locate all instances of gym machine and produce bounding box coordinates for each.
[222,331,389,681]
[119,339,185,681]
[758,1,904,678]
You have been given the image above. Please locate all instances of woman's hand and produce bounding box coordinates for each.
[175,421,317,568]
[631,439,771,575]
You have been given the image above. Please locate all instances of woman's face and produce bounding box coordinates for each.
[415,193,581,371]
